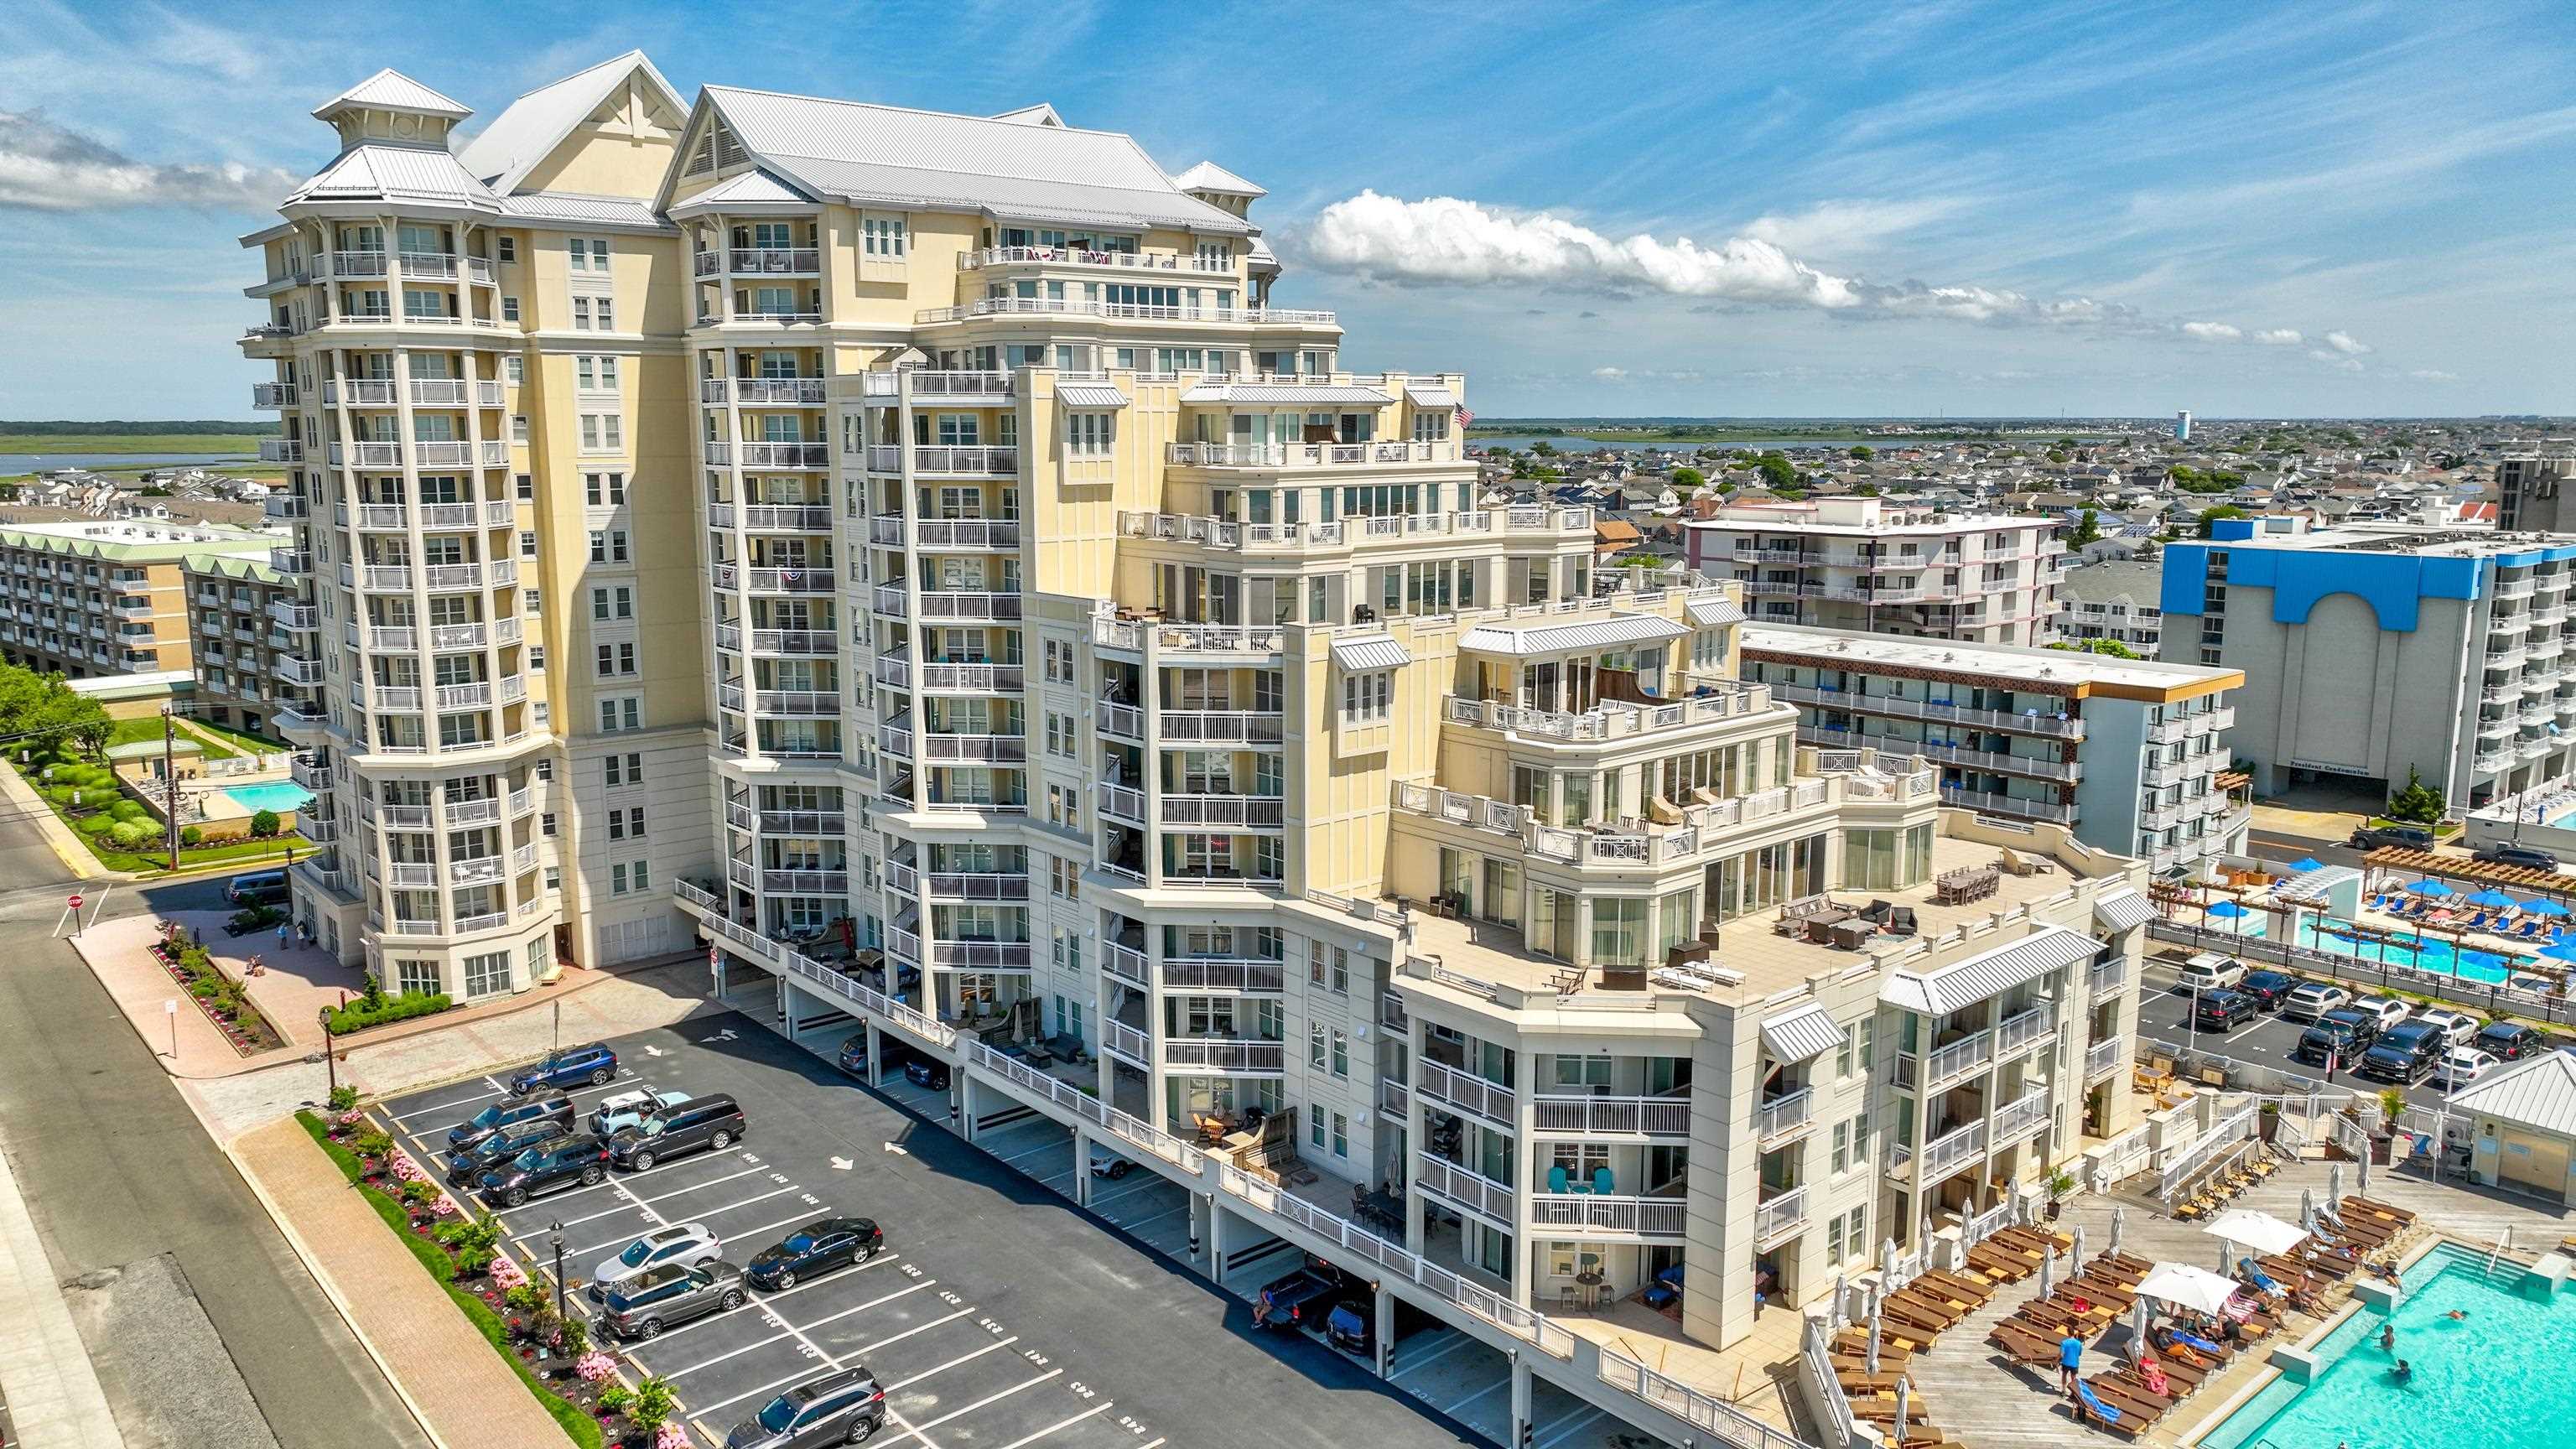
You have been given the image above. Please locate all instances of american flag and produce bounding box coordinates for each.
[780,567,802,584]
[1457,406,1474,428]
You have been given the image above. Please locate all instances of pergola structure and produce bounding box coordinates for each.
[2358,846,2576,901]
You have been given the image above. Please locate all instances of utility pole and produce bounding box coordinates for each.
[161,706,179,871]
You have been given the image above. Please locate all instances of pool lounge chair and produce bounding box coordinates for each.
[2344,1196,2417,1225]
[2075,1379,2153,1436]
[1986,1317,2064,1365]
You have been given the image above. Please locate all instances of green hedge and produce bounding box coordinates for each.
[293,1113,600,1449]
[323,991,452,1036]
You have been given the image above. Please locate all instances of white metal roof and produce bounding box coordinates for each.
[2449,1049,2576,1138]
[457,50,683,196]
[1758,1003,1844,1063]
[989,103,1064,127]
[700,86,1253,235]
[1331,635,1412,671]
[2092,888,2155,934]
[1880,925,2101,1015]
[1686,596,1748,627]
[1054,382,1131,409]
[674,168,818,207]
[314,69,470,121]
[1181,383,1389,404]
[494,191,671,231]
[1405,384,1462,408]
[1457,614,1689,657]
[286,144,497,209]
[1171,160,1265,197]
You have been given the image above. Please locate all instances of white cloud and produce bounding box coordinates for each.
[2308,350,2366,373]
[2409,369,2460,382]
[1592,366,1628,381]
[2251,329,2303,345]
[2182,321,2242,340]
[2323,330,2372,355]
[1741,196,1963,255]
[0,111,293,210]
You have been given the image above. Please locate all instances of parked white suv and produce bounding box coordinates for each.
[2351,995,2412,1031]
[2172,953,2246,993]
[2281,982,2352,1022]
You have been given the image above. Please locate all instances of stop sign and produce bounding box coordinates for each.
[69,894,81,911]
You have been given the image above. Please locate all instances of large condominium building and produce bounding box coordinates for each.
[2160,515,2576,810]
[1741,624,2249,874]
[2497,452,2576,534]
[241,55,2149,1444]
[0,522,276,680]
[184,551,303,738]
[1684,496,2065,645]
[2051,557,2166,657]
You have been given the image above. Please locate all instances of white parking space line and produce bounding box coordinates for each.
[886,1334,1017,1390]
[1535,1406,1609,1448]
[388,1087,506,1123]
[1032,1168,1078,1188]
[1389,1330,1478,1382]
[994,1402,1114,1448]
[750,1252,899,1307]
[1084,1179,1165,1213]
[872,1370,1057,1448]
[995,1137,1068,1165]
[776,1279,941,1341]
[664,1324,802,1380]
[1443,1376,1512,1415]
[712,1211,832,1254]
[1120,1205,1187,1234]
[693,1362,829,1415]
[654,1185,804,1231]
[845,1305,974,1358]
[634,1165,768,1204]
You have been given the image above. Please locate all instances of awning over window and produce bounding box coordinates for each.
[1687,597,1747,627]
[1055,382,1130,408]
[2092,888,2154,934]
[1881,925,2100,1015]
[1331,634,1411,670]
[1457,613,1690,657]
[1758,1003,1846,1063]
[1405,384,1461,408]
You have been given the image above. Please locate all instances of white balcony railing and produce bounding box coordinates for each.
[1418,1059,1515,1124]
[1756,1087,1815,1140]
[1415,1151,1514,1223]
[1755,1187,1809,1244]
[1530,1093,1691,1137]
[1529,1192,1688,1239]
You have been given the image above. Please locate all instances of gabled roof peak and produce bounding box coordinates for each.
[1171,160,1265,198]
[989,103,1064,127]
[313,68,470,122]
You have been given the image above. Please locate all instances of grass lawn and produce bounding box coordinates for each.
[103,716,247,761]
[0,433,266,454]
[186,717,284,755]
[81,834,305,875]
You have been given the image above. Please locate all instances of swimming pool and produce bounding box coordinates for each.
[221,781,312,814]
[2198,1244,2576,1449]
[2293,917,2524,985]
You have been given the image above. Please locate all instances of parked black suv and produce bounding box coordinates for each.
[477,1132,610,1207]
[2319,1006,2382,1050]
[597,1260,749,1341]
[2359,1022,2445,1083]
[445,1120,568,1182]
[2476,1021,2545,1060]
[2193,989,2258,1033]
[2350,824,2434,851]
[607,1094,746,1172]
[745,1217,883,1291]
[2293,1016,2368,1067]
[2236,970,2298,1011]
[2475,842,2562,871]
[447,1095,574,1152]
[725,1366,886,1448]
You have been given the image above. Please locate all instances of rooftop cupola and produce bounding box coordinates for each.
[311,68,470,149]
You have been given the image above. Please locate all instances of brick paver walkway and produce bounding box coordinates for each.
[232,1116,568,1448]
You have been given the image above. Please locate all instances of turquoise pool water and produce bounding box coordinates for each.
[2294,917,2524,985]
[2199,1244,2576,1449]
[221,781,312,814]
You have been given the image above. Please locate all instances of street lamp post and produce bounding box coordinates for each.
[549,1221,567,1324]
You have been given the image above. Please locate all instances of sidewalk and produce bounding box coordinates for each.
[230,1116,559,1449]
[0,1132,124,1448]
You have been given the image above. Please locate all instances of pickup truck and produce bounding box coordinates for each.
[1252,1269,1341,1331]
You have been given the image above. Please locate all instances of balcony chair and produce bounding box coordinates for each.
[1547,1164,1574,1194]
[1592,1166,1615,1195]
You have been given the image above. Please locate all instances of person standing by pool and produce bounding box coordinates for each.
[2059,1332,2084,1395]
[2380,1322,2395,1353]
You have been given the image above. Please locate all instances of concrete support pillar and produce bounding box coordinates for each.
[952,1074,972,1141]
[1508,1353,1533,1448]
[1188,1191,1213,1275]
[865,1020,884,1088]
[1073,1129,1095,1208]
[1208,1197,1229,1280]
[774,975,790,1032]
[1372,1283,1395,1379]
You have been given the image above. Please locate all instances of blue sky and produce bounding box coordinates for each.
[3,0,2572,420]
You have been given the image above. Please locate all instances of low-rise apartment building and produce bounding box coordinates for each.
[182,551,302,738]
[1741,624,2248,873]
[2051,557,2165,656]
[2161,515,2576,810]
[1684,496,2065,646]
[0,522,275,681]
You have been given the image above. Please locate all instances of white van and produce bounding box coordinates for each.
[2173,953,2246,993]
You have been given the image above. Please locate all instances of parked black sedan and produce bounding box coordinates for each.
[476,1132,610,1207]
[447,1095,574,1152]
[444,1120,569,1182]
[745,1217,884,1291]
[2236,969,2298,1011]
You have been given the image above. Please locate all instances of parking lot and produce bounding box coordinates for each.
[375,1011,1488,1448]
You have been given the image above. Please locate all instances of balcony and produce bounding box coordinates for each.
[270,548,312,575]
[1160,793,1285,828]
[276,655,327,688]
[1940,786,2075,824]
[875,587,1021,622]
[433,682,493,709]
[1415,1151,1514,1224]
[1163,440,1461,469]
[901,445,1019,476]
[257,439,303,463]
[915,298,1335,327]
[869,517,1023,551]
[704,376,827,405]
[1896,1119,1987,1182]
[854,371,1015,402]
[1992,1088,2052,1145]
[712,503,834,533]
[1446,686,1770,745]
[1417,1059,1515,1125]
[1895,1028,1992,1092]
[919,871,1030,902]
[1095,783,1145,824]
[718,683,843,717]
[1528,1191,1687,1240]
[707,441,830,469]
[1996,1004,2054,1059]
[2086,955,2128,996]
[1156,710,1285,745]
[2086,1036,2126,1081]
[1530,1092,1691,1138]
[716,247,821,276]
[1769,682,2084,739]
[252,382,297,408]
[761,869,849,896]
[403,379,505,408]
[1755,1087,1815,1143]
[1754,1187,1809,1247]
[1101,1019,1151,1067]
[960,245,1233,273]
[1157,957,1284,992]
[1101,942,1149,989]
[712,564,835,595]
[1161,1038,1285,1074]
[719,624,837,657]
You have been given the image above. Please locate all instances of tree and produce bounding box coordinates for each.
[1847,444,1874,460]
[2048,638,2142,660]
[1854,483,1880,496]
[2069,509,2102,547]
[1670,465,1706,491]
[1753,452,1799,492]
[1530,439,1558,458]
[2385,765,2444,825]
[249,808,282,839]
[2194,505,2251,538]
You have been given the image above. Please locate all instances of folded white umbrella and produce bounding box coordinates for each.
[2205,1208,2308,1258]
[2135,1261,2242,1316]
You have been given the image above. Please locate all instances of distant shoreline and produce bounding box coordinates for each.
[0,433,267,454]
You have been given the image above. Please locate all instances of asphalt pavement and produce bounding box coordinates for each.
[0,827,423,1447]
[2137,960,2575,1112]
[375,1013,1490,1449]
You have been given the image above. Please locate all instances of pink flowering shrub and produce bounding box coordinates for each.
[577,1351,618,1383]
[656,1423,692,1449]
[489,1254,529,1291]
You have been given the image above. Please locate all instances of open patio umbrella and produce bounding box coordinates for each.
[2524,897,2569,917]
[2542,941,2576,963]
[2205,1208,2308,1257]
[2209,900,2251,918]
[2136,1262,2242,1316]
[2289,857,2324,873]
[2408,879,2454,896]
[2467,887,2520,909]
